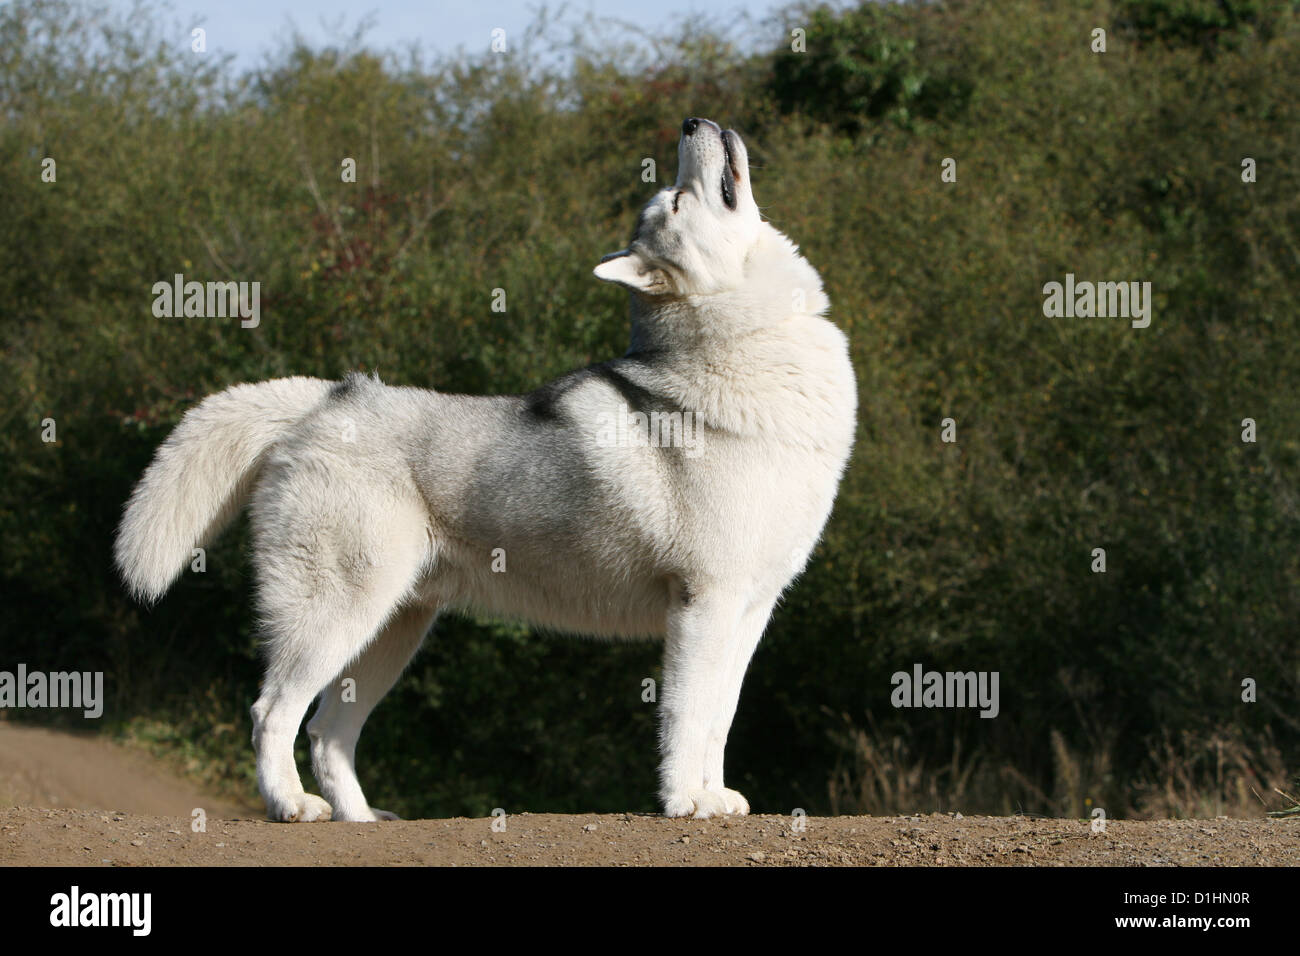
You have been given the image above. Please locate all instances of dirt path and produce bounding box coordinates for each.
[0,724,1295,865]
[0,724,254,819]
[2,806,1295,865]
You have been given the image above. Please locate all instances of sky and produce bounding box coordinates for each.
[146,0,777,71]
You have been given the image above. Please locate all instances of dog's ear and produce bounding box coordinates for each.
[593,250,670,294]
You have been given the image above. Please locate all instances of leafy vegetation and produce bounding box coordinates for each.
[1,0,1296,818]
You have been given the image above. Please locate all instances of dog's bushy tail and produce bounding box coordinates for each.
[114,376,333,604]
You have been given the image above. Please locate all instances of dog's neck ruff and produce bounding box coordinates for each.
[625,226,830,356]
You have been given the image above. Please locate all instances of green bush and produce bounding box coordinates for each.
[0,0,1295,818]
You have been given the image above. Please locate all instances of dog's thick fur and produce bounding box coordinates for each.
[116,118,857,821]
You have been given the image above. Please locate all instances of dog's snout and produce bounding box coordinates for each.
[682,118,700,136]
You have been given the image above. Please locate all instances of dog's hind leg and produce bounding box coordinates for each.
[306,603,437,821]
[249,488,430,823]
[251,608,388,823]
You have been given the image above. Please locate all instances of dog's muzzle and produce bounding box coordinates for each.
[679,117,740,210]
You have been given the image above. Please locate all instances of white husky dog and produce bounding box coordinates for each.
[116,118,857,821]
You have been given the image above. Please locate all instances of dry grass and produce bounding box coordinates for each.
[828,720,1295,820]
[1132,728,1293,819]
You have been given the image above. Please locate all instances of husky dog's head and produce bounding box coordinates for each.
[594,118,765,297]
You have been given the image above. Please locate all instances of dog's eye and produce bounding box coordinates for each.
[672,189,683,213]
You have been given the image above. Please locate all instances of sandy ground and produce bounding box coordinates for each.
[3,806,1297,866]
[1,724,1295,866]
[0,724,253,818]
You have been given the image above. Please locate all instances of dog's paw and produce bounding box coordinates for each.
[662,788,750,819]
[328,805,402,822]
[269,792,333,823]
[713,787,750,815]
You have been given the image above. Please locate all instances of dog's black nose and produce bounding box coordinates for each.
[682,118,699,136]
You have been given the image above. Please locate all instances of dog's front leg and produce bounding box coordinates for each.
[658,590,750,818]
